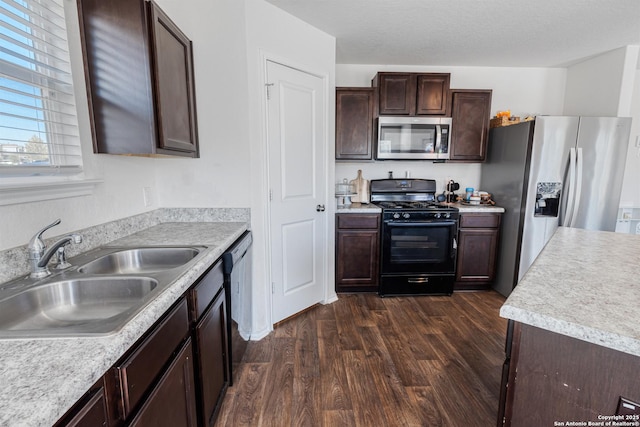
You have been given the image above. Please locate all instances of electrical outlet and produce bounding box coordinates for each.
[616,396,640,416]
[143,186,154,207]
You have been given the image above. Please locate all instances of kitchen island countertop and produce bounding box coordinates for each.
[500,226,640,357]
[0,221,248,427]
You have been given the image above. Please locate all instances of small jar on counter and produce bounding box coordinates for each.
[465,187,474,201]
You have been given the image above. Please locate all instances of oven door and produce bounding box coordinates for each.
[381,219,457,274]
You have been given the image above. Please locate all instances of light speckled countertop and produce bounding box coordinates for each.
[336,202,504,213]
[336,203,382,213]
[500,227,640,357]
[448,202,505,213]
[0,222,248,427]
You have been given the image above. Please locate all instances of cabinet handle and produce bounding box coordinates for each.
[316,205,325,212]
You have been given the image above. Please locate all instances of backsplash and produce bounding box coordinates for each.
[0,208,250,284]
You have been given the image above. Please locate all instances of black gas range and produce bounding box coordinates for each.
[370,179,459,296]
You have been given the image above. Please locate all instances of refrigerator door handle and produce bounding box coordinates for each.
[563,148,577,226]
[570,147,584,227]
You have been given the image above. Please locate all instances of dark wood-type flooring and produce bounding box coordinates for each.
[215,291,507,427]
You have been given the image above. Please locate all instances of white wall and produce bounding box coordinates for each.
[563,46,639,116]
[619,69,640,208]
[562,46,640,210]
[335,64,567,193]
[0,0,252,252]
[152,0,252,208]
[244,0,336,338]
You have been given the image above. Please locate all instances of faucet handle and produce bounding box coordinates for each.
[28,219,61,258]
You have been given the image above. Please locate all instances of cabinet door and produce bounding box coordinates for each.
[194,289,228,427]
[376,73,415,115]
[449,90,492,161]
[77,0,157,155]
[416,74,450,115]
[336,228,380,292]
[455,228,499,287]
[336,214,380,292]
[128,339,197,427]
[336,88,375,160]
[148,1,199,157]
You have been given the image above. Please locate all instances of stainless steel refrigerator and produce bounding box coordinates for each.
[481,116,632,297]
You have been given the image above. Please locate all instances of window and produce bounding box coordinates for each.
[0,0,82,177]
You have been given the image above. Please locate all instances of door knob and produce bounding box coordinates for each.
[316,204,325,212]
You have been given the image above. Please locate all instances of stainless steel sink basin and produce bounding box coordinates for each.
[78,247,201,275]
[0,277,158,337]
[0,245,207,338]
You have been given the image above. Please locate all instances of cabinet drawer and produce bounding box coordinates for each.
[337,214,380,230]
[116,298,189,417]
[459,213,501,229]
[128,339,197,427]
[58,387,108,427]
[189,259,224,321]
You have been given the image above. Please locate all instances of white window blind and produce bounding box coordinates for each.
[0,0,82,176]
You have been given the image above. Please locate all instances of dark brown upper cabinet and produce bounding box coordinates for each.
[372,72,450,116]
[335,87,375,160]
[449,89,492,162]
[78,0,199,157]
[416,74,450,115]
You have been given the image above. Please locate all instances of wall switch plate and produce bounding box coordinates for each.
[143,186,154,207]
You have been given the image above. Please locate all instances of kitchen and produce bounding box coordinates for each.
[1,0,640,425]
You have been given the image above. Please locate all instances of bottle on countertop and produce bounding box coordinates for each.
[465,187,474,201]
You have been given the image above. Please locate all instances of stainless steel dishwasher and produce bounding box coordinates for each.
[222,230,252,386]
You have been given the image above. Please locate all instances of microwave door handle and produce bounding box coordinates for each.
[435,124,442,158]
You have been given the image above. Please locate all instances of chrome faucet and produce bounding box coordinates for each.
[28,219,83,278]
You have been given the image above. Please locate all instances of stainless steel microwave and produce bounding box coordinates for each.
[376,116,452,160]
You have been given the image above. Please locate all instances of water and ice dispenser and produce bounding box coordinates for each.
[534,182,561,217]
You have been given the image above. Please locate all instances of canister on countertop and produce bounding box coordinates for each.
[465,187,474,201]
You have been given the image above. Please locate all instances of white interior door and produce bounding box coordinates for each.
[266,60,326,324]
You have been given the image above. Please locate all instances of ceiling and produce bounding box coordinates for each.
[265,0,640,68]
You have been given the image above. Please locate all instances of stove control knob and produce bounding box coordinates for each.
[434,213,441,219]
[393,213,401,219]
[402,213,410,219]
[444,213,451,219]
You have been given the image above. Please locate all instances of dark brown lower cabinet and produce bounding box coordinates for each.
[56,386,109,427]
[499,322,640,426]
[55,257,231,427]
[193,288,228,427]
[335,213,380,292]
[128,339,197,427]
[455,212,501,291]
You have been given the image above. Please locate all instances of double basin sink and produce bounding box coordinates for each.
[0,246,206,338]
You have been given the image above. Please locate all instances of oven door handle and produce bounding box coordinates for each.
[452,237,457,259]
[383,221,457,227]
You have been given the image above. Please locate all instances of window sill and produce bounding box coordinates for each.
[0,179,102,206]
